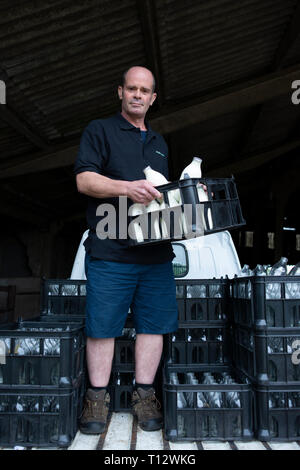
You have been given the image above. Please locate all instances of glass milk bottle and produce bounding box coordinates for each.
[180,157,213,231]
[180,157,203,180]
[143,165,181,206]
[143,165,169,186]
[143,165,168,206]
[270,257,288,275]
[266,257,288,299]
[129,203,146,243]
[286,262,300,300]
[143,166,173,238]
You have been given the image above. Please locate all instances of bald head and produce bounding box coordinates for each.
[122,66,156,92]
[118,66,157,122]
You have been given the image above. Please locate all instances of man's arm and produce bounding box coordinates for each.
[76,171,162,204]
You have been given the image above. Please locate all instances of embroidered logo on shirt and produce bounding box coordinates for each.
[155,150,167,157]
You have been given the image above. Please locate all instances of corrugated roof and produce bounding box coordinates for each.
[157,0,296,98]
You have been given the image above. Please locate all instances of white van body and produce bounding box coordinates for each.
[70,230,241,280]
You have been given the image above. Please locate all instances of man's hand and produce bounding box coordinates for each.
[127,179,162,204]
[198,183,210,196]
[200,183,207,193]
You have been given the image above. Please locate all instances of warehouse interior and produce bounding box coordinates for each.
[0,0,299,287]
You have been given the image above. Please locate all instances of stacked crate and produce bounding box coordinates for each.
[109,327,136,411]
[165,279,231,367]
[41,279,87,320]
[41,279,138,413]
[0,318,86,448]
[0,279,138,448]
[229,274,300,441]
[163,278,254,441]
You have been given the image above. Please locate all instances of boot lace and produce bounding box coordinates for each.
[80,394,109,420]
[133,392,161,419]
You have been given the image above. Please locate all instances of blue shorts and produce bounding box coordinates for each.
[85,255,178,338]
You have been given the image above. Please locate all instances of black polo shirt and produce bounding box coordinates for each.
[74,112,175,264]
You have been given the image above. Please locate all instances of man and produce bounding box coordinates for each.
[74,66,178,434]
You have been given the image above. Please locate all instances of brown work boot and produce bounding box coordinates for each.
[131,387,163,432]
[79,388,110,434]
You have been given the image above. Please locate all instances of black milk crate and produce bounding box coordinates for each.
[254,383,300,441]
[109,370,135,412]
[41,279,87,318]
[39,314,85,324]
[231,325,300,385]
[175,278,229,325]
[41,279,135,327]
[163,364,253,441]
[229,275,300,330]
[164,326,231,366]
[128,177,245,246]
[0,320,85,387]
[0,376,85,448]
[113,330,136,368]
[109,365,163,412]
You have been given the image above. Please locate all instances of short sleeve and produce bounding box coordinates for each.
[74,121,107,175]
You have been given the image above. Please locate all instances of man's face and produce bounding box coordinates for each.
[118,67,157,119]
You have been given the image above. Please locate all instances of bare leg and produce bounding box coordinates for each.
[86,337,115,387]
[135,334,163,384]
